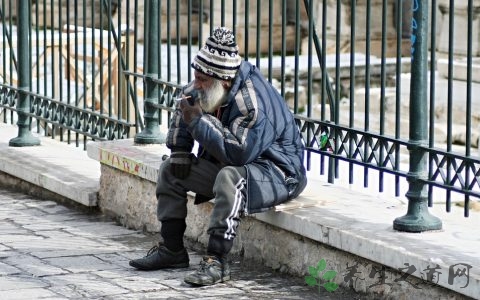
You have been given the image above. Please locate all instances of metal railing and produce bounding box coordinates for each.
[1,0,479,230]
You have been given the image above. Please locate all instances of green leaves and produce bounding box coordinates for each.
[304,259,339,293]
[305,275,317,286]
[324,281,339,292]
[323,270,337,281]
[317,259,327,271]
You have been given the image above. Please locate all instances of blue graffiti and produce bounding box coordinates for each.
[410,0,420,60]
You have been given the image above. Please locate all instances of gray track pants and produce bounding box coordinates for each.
[156,157,247,241]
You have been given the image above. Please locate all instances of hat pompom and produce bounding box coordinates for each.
[212,27,236,46]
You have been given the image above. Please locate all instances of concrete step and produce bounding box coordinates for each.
[0,123,100,206]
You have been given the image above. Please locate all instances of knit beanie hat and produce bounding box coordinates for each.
[191,27,242,80]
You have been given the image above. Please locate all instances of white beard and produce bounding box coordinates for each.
[198,79,227,113]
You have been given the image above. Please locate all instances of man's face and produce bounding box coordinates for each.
[193,70,228,113]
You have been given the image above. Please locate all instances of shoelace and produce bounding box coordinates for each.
[199,256,218,270]
[146,244,160,256]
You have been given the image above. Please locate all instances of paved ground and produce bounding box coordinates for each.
[0,188,365,300]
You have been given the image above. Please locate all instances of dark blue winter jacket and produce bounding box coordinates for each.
[166,60,307,213]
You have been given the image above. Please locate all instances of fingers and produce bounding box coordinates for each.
[178,98,188,110]
[179,98,200,110]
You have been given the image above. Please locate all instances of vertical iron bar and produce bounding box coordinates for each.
[393,0,442,232]
[294,0,299,115]
[43,0,49,135]
[244,0,249,60]
[83,0,88,149]
[379,0,387,193]
[134,0,164,144]
[280,0,286,98]
[268,0,272,83]
[91,2,96,124]
[364,0,371,189]
[176,0,181,84]
[318,1,326,178]
[58,0,64,141]
[134,0,140,131]
[232,0,237,38]
[34,2,39,95]
[307,0,312,120]
[446,0,454,212]
[209,0,213,34]
[320,0,326,175]
[255,0,261,68]
[221,0,225,26]
[75,2,80,146]
[394,0,403,197]
[188,0,192,83]
[1,1,5,123]
[334,0,342,180]
[321,0,326,122]
[9,0,40,146]
[67,0,72,144]
[465,0,473,217]
[198,0,203,51]
[116,0,122,140]
[107,0,113,126]
[428,0,437,207]
[348,0,356,185]
[167,0,171,84]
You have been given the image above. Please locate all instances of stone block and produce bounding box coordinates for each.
[202,0,302,55]
[308,0,411,57]
[235,25,297,56]
[437,1,480,56]
[159,13,202,43]
[31,0,119,30]
[99,164,160,232]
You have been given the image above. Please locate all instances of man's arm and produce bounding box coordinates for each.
[187,84,274,166]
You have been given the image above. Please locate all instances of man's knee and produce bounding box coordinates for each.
[214,166,246,187]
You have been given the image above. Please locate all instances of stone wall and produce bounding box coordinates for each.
[96,163,468,299]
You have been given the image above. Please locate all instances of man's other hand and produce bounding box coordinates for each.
[170,152,195,179]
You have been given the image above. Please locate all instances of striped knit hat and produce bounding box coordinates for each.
[191,27,242,80]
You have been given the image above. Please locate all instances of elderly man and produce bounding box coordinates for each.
[129,27,307,286]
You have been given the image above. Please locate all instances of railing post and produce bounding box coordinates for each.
[134,0,165,144]
[393,0,442,232]
[9,0,40,147]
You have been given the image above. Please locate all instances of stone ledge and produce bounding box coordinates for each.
[0,125,99,207]
[87,139,480,299]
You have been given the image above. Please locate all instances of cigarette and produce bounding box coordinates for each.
[175,95,192,102]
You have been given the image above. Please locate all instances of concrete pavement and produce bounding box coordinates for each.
[0,188,361,300]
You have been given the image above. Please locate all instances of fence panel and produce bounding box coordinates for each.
[1,0,479,222]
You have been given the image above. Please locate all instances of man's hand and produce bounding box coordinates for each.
[179,98,202,124]
[169,152,195,179]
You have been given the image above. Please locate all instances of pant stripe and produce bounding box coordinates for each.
[224,178,246,240]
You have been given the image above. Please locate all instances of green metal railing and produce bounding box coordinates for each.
[1,0,479,231]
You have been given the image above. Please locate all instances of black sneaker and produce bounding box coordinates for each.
[129,244,189,270]
[184,256,231,286]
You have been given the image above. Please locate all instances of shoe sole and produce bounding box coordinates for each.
[129,261,189,270]
[184,275,231,286]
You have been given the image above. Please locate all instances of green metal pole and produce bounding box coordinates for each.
[393,0,442,232]
[134,0,164,144]
[9,0,40,147]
